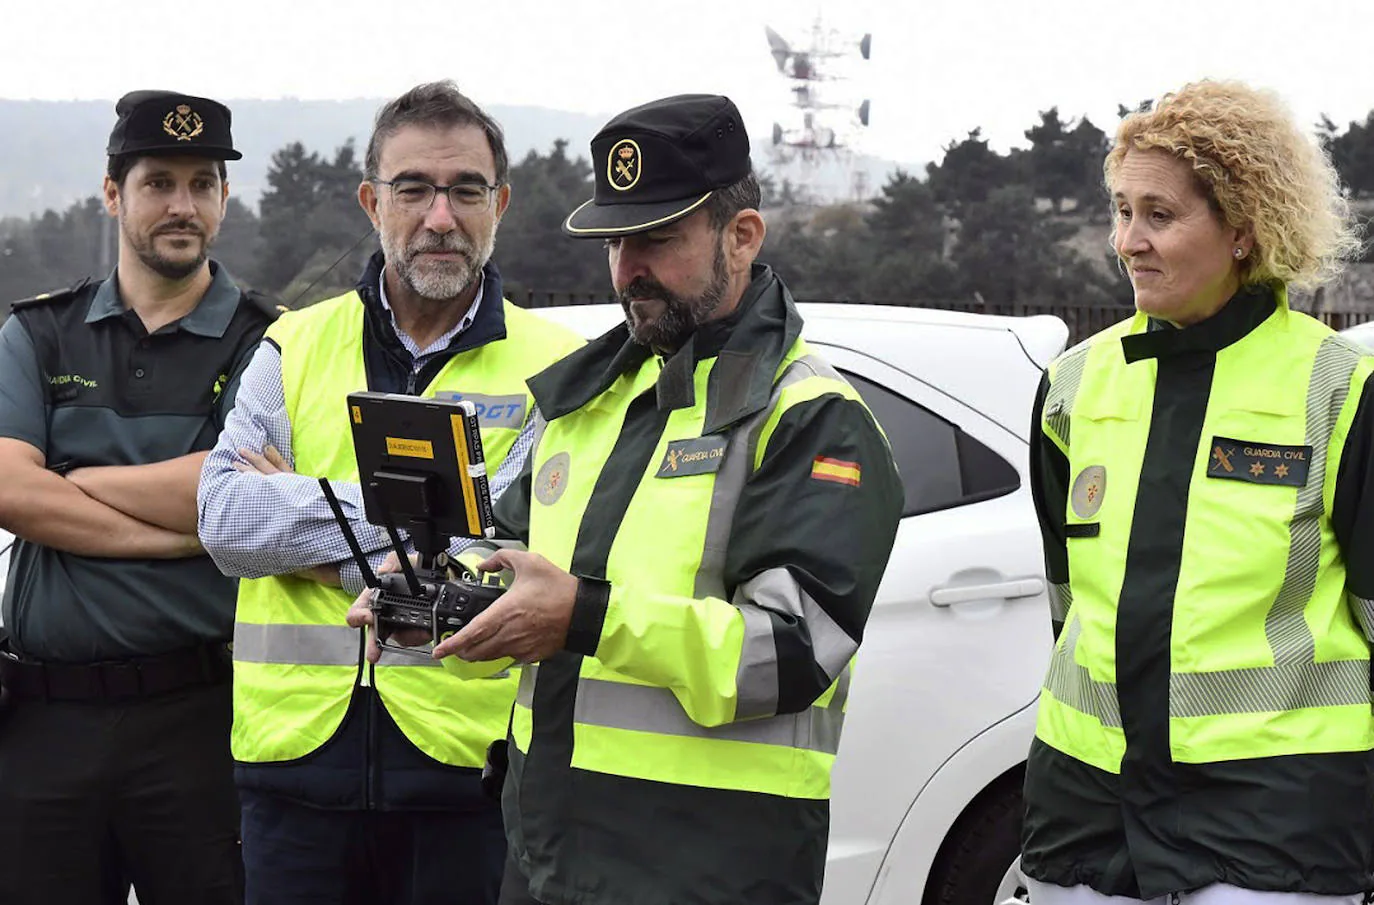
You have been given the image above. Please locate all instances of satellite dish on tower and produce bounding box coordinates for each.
[763,17,874,163]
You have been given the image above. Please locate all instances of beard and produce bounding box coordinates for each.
[619,239,730,351]
[382,225,494,302]
[124,216,212,280]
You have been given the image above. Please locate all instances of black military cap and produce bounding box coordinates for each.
[563,94,751,238]
[106,90,242,161]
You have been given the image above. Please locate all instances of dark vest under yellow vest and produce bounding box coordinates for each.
[1037,291,1374,773]
[232,291,584,768]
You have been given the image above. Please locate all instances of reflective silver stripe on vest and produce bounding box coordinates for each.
[1049,582,1072,624]
[829,661,852,712]
[1042,614,1122,728]
[1349,594,1374,644]
[233,622,441,668]
[234,622,360,666]
[1170,658,1369,716]
[516,661,538,708]
[572,676,845,754]
[1265,337,1363,667]
[733,567,858,720]
[1044,345,1089,448]
[1169,336,1368,718]
[693,354,833,601]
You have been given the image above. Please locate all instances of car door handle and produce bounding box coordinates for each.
[929,578,1046,607]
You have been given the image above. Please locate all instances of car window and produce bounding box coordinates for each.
[841,371,1021,517]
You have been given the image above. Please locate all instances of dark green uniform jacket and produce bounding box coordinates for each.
[491,265,903,905]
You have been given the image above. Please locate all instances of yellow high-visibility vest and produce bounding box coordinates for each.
[232,291,584,767]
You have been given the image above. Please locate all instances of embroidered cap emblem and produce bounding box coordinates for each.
[1070,465,1107,519]
[608,139,641,191]
[162,104,204,142]
[534,451,571,505]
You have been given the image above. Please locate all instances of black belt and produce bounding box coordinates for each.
[0,640,232,703]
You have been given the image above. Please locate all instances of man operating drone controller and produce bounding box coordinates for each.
[347,92,901,905]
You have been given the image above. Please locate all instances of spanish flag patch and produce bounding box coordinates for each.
[811,456,861,487]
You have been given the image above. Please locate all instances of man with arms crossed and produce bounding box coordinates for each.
[0,90,274,905]
[199,81,583,905]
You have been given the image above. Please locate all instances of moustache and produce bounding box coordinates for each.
[618,278,677,305]
[154,221,203,237]
[408,232,473,256]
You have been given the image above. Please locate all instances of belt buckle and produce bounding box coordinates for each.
[99,659,143,700]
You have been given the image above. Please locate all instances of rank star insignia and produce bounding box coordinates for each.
[1206,435,1310,487]
[607,139,641,191]
[162,104,204,142]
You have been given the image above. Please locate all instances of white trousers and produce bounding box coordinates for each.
[1026,878,1364,905]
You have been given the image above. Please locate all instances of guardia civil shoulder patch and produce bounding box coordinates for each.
[811,456,861,487]
[1070,465,1107,519]
[534,451,571,505]
[1207,436,1310,487]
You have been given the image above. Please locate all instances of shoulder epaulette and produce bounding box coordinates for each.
[243,289,289,321]
[9,278,91,312]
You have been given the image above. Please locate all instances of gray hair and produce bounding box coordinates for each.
[364,80,509,184]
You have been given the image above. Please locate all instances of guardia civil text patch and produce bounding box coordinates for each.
[656,436,728,477]
[1206,436,1311,487]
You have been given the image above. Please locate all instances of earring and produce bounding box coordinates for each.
[1233,248,1245,259]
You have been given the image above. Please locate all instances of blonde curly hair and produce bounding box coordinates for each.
[1104,79,1363,290]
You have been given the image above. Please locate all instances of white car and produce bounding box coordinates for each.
[1,303,1065,905]
[1341,320,1374,350]
[537,302,1067,905]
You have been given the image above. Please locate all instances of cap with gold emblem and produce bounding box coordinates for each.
[562,94,751,238]
[106,90,242,161]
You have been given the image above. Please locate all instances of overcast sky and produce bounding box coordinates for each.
[5,0,1372,170]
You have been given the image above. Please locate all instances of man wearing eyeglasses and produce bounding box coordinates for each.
[197,81,583,905]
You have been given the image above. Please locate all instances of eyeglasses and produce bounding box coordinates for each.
[373,178,501,213]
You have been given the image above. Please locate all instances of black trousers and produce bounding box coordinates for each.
[0,681,242,905]
[498,857,542,905]
[240,788,506,905]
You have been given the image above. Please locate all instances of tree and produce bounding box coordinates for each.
[1024,108,1079,213]
[256,140,371,297]
[1024,110,1111,215]
[213,198,262,288]
[924,129,1017,213]
[762,205,873,303]
[859,170,958,301]
[950,185,1115,306]
[1117,100,1153,119]
[1320,112,1374,198]
[0,218,60,308]
[496,140,610,303]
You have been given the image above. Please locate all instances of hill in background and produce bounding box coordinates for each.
[0,98,908,217]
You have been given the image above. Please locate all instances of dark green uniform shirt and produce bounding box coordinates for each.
[0,263,274,662]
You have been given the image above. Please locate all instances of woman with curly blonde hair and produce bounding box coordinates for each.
[1021,79,1372,905]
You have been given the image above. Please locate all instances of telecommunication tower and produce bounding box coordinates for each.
[764,16,872,199]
